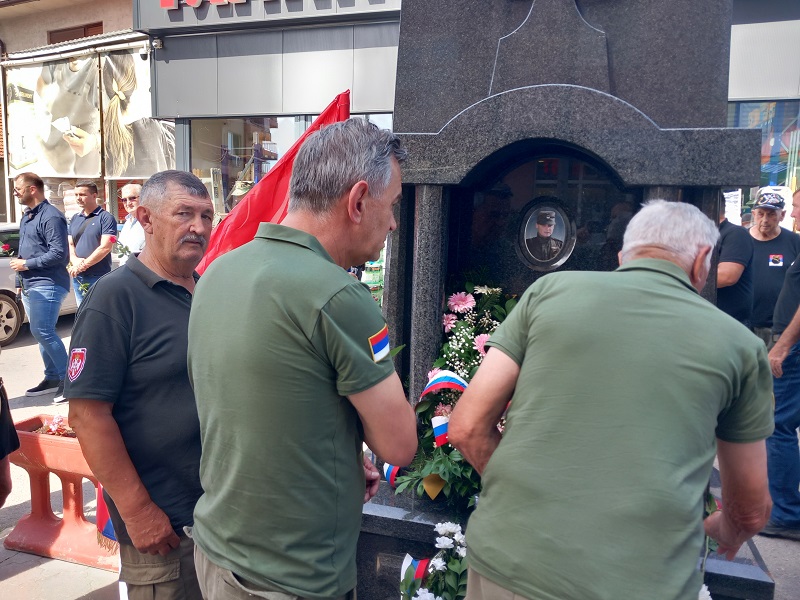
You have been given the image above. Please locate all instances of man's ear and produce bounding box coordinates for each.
[691,245,712,290]
[136,205,154,234]
[346,181,370,224]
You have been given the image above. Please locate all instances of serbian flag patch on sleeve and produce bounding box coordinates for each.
[369,324,390,362]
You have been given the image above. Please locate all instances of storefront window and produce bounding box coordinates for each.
[727,100,800,193]
[189,113,392,215]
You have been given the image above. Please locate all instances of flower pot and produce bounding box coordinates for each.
[3,414,118,571]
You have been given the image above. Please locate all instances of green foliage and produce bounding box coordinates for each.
[400,523,468,600]
[394,282,517,511]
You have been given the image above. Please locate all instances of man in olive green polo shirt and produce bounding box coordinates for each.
[187,118,417,600]
[450,200,774,600]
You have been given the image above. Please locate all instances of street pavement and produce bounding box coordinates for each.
[0,315,799,599]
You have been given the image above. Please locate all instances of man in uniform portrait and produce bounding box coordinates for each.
[526,209,563,261]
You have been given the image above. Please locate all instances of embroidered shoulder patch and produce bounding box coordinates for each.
[369,325,390,362]
[68,348,87,382]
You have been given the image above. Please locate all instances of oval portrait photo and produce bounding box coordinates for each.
[519,199,576,270]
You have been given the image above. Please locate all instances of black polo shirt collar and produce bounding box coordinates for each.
[125,255,200,290]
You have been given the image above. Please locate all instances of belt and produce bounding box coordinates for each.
[772,333,782,342]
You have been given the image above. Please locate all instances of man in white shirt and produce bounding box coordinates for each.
[118,183,146,264]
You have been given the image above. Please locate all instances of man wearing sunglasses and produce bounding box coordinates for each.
[118,183,146,264]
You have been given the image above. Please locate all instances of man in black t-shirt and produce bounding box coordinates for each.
[717,208,754,326]
[65,171,214,599]
[749,189,800,348]
[764,187,800,542]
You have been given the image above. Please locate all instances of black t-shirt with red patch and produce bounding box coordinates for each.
[63,256,202,544]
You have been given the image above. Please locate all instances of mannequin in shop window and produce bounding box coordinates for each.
[102,51,176,178]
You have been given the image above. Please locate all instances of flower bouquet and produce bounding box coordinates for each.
[392,284,516,509]
[400,522,468,600]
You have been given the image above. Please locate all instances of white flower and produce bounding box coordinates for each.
[456,545,467,558]
[435,536,454,549]
[473,285,490,295]
[454,531,466,546]
[698,584,712,600]
[414,589,437,600]
[434,522,461,536]
[429,556,447,572]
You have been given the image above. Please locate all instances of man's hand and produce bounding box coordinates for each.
[9,259,27,272]
[124,501,181,556]
[363,454,380,503]
[768,343,789,378]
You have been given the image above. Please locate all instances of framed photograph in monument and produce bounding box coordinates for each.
[518,198,576,270]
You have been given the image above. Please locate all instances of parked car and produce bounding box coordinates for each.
[0,223,78,346]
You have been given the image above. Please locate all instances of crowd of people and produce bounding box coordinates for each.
[0,118,798,600]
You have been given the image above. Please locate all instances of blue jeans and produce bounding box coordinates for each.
[21,284,69,381]
[73,274,103,307]
[768,342,800,527]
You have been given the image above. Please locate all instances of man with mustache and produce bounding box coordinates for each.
[65,171,212,600]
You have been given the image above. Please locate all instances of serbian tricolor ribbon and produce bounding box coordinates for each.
[401,554,431,581]
[420,370,468,399]
[383,462,400,487]
[369,324,390,362]
[96,484,118,551]
[431,415,450,447]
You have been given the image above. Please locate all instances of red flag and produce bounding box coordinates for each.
[196,90,351,274]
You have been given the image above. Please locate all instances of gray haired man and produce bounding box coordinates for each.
[67,171,213,600]
[188,118,418,599]
[450,200,774,600]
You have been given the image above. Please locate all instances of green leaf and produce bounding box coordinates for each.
[505,298,518,313]
[389,344,406,358]
[415,400,431,415]
[465,282,474,293]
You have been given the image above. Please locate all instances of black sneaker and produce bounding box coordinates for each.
[53,380,67,404]
[25,379,61,397]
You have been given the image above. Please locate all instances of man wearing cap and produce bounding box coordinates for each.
[526,210,563,261]
[749,188,800,349]
[717,198,754,326]
[763,187,800,542]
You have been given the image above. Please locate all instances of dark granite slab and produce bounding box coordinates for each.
[398,85,760,188]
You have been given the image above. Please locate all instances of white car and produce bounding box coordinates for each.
[0,224,78,346]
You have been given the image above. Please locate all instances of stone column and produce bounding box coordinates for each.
[409,184,448,401]
[383,187,413,381]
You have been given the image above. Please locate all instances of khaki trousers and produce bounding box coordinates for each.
[119,535,202,600]
[465,568,530,600]
[193,543,355,600]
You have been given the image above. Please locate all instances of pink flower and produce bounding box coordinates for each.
[434,403,452,417]
[442,313,457,332]
[474,333,491,357]
[109,235,117,244]
[447,292,475,313]
[1,244,10,251]
[427,367,442,381]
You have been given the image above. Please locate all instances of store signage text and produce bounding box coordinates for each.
[161,0,278,9]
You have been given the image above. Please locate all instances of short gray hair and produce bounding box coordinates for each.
[620,200,720,270]
[141,170,209,213]
[288,118,407,214]
[120,183,142,198]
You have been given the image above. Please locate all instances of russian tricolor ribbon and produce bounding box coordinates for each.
[401,554,431,581]
[420,370,468,399]
[383,462,400,487]
[431,415,450,447]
